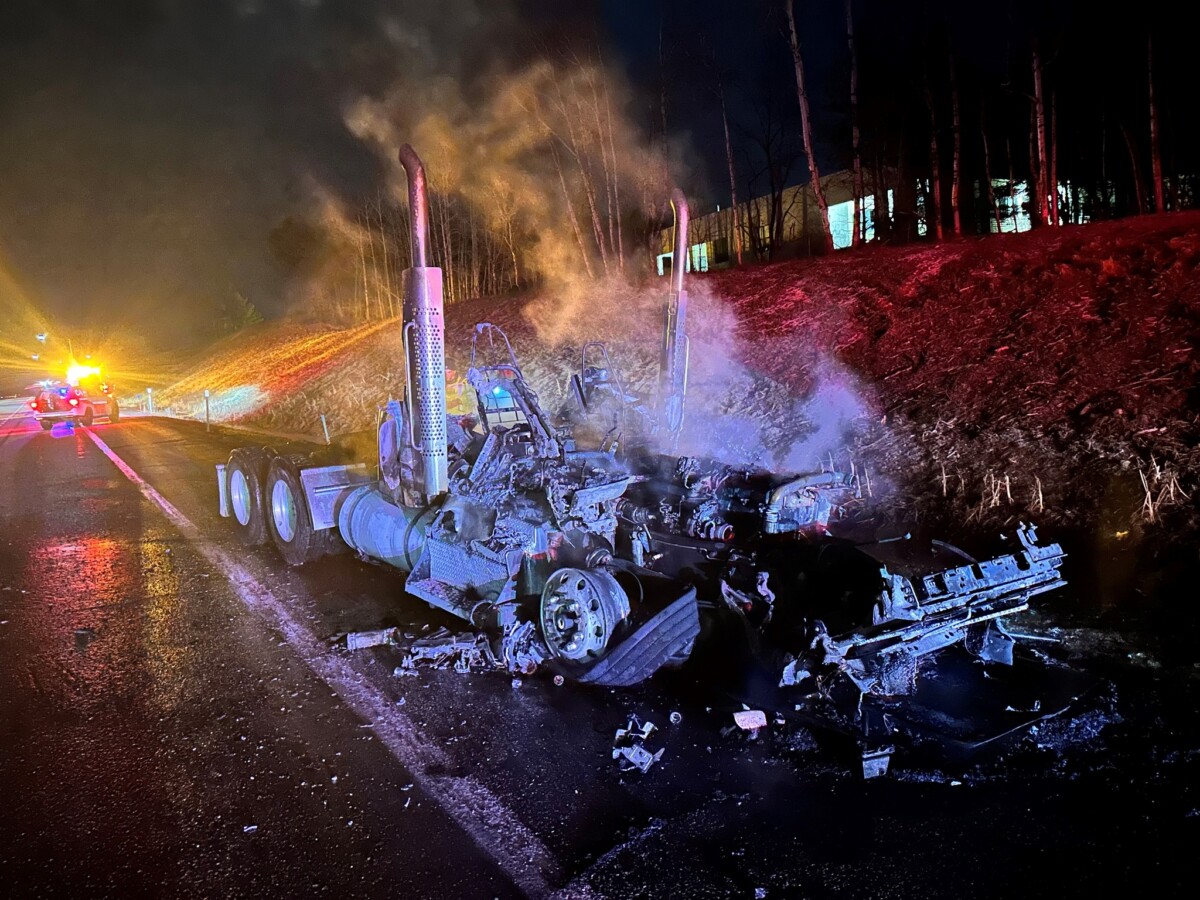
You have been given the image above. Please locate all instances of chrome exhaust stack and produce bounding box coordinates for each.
[398,144,448,501]
[659,188,690,440]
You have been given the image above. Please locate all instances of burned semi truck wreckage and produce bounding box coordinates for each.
[216,144,1070,770]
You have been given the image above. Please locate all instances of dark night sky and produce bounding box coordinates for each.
[0,0,1194,350]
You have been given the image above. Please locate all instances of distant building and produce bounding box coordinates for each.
[656,169,895,276]
[659,170,1199,276]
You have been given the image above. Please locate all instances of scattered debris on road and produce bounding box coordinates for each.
[613,717,665,774]
[345,627,399,650]
[861,745,895,779]
[74,627,97,649]
[733,709,768,731]
[394,626,499,675]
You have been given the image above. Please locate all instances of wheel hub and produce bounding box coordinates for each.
[230,469,252,526]
[540,568,630,663]
[271,478,297,542]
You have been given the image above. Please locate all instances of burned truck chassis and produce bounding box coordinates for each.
[215,145,1068,767]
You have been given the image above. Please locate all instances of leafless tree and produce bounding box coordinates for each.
[981,101,1002,233]
[949,54,962,236]
[1148,32,1165,212]
[784,0,833,253]
[1050,88,1060,224]
[694,33,745,266]
[1121,123,1147,215]
[548,138,595,278]
[716,72,744,265]
[922,65,944,241]
[1028,102,1043,227]
[738,92,802,258]
[1006,135,1017,231]
[1032,43,1051,225]
[845,0,865,246]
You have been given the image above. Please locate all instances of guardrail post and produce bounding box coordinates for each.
[204,389,210,432]
[147,387,154,414]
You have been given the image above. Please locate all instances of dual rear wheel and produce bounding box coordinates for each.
[225,448,337,565]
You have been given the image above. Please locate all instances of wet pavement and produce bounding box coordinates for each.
[1,400,1197,898]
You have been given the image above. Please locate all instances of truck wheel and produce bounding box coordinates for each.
[81,406,94,426]
[266,455,328,566]
[109,399,120,423]
[39,419,53,431]
[227,447,271,546]
[540,568,632,673]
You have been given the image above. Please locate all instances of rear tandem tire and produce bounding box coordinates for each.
[265,455,332,566]
[108,399,120,423]
[226,447,272,547]
[38,419,53,431]
[81,406,94,426]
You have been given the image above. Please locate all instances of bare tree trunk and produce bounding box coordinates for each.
[981,102,1001,233]
[1006,136,1016,231]
[587,67,618,261]
[846,0,865,246]
[1050,88,1060,225]
[445,210,452,300]
[784,1,833,252]
[718,78,743,265]
[1148,33,1165,212]
[578,158,610,274]
[357,218,372,322]
[922,69,944,241]
[505,218,519,287]
[1032,44,1051,226]
[742,189,758,259]
[1028,103,1043,228]
[467,206,477,298]
[949,54,962,236]
[1101,111,1108,212]
[1121,123,1147,215]
[550,141,594,278]
[558,88,610,274]
[367,208,386,319]
[437,191,455,302]
[873,149,890,242]
[374,195,395,317]
[601,74,625,268]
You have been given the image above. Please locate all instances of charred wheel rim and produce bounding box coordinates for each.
[230,469,252,526]
[540,567,631,664]
[270,478,298,543]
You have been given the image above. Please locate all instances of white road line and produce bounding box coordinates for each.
[82,427,574,899]
[0,402,30,431]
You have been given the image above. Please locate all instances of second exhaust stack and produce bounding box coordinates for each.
[659,188,690,440]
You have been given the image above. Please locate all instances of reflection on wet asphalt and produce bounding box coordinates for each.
[0,413,518,899]
[1,407,1196,898]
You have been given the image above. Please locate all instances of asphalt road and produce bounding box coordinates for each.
[1,399,1196,899]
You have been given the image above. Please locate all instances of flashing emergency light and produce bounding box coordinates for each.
[66,363,102,386]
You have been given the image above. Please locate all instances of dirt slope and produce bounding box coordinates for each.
[158,213,1200,546]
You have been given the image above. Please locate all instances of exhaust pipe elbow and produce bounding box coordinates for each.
[399,144,430,269]
[670,188,690,294]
